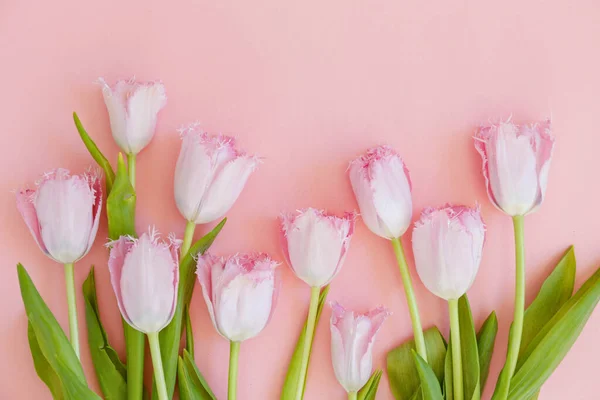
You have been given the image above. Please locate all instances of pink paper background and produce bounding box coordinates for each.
[2,1,599,399]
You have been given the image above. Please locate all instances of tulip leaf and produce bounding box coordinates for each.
[158,219,227,399]
[73,112,115,194]
[476,311,498,391]
[412,351,443,400]
[281,285,330,400]
[82,266,128,400]
[357,369,382,400]
[507,265,600,399]
[184,305,194,358]
[444,338,453,400]
[18,263,101,399]
[387,327,446,400]
[106,153,136,240]
[177,350,217,400]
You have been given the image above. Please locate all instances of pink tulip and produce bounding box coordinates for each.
[16,169,102,264]
[108,229,180,334]
[280,208,355,288]
[100,77,167,155]
[349,145,413,239]
[196,253,279,342]
[412,205,485,300]
[330,302,390,393]
[174,126,259,224]
[474,119,554,216]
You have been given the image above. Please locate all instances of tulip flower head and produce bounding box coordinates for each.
[100,77,167,155]
[16,169,102,264]
[412,205,485,300]
[330,302,390,393]
[349,145,413,239]
[196,253,279,342]
[474,119,554,216]
[108,229,180,334]
[174,125,259,224]
[280,208,356,288]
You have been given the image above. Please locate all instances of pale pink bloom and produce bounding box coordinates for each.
[330,302,390,393]
[349,145,413,239]
[196,253,279,342]
[16,169,102,264]
[412,205,485,300]
[100,77,167,155]
[174,126,259,224]
[474,119,554,216]
[280,208,355,288]
[108,229,180,334]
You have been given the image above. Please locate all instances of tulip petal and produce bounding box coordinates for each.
[16,189,48,255]
[125,82,167,154]
[84,173,103,258]
[107,236,136,328]
[101,79,131,153]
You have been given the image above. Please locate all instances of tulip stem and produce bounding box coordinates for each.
[449,298,464,400]
[391,237,427,362]
[228,341,240,400]
[127,153,136,188]
[348,391,358,400]
[181,220,196,258]
[295,286,321,400]
[148,332,168,400]
[64,263,80,359]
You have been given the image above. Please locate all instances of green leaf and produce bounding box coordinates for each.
[477,311,498,391]
[281,285,330,400]
[444,339,453,400]
[519,246,576,357]
[412,351,443,400]
[106,153,136,240]
[357,370,382,400]
[184,305,194,358]
[387,327,446,400]
[177,350,216,400]
[507,266,600,399]
[158,219,227,399]
[73,112,115,194]
[83,267,128,400]
[18,263,100,399]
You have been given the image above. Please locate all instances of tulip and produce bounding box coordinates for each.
[196,253,279,400]
[107,229,180,400]
[174,125,259,256]
[412,204,485,400]
[474,119,554,400]
[348,146,427,362]
[16,168,102,358]
[330,303,390,398]
[100,77,167,188]
[280,208,355,400]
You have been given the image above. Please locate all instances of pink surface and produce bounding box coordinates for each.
[1,1,599,399]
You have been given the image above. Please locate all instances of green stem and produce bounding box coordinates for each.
[295,286,321,400]
[148,332,168,400]
[348,391,358,400]
[125,325,145,400]
[449,298,464,400]
[391,237,427,362]
[181,220,196,258]
[127,153,136,188]
[228,341,241,400]
[64,263,80,359]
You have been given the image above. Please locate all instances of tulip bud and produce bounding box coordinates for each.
[474,120,554,216]
[16,169,102,264]
[100,77,167,155]
[330,302,390,393]
[107,229,180,334]
[280,208,355,288]
[174,126,259,224]
[412,205,485,300]
[196,253,279,342]
[349,145,413,239]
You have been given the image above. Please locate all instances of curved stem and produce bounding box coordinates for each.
[348,391,358,400]
[449,299,464,400]
[228,341,241,400]
[295,286,321,400]
[127,153,136,188]
[391,237,427,362]
[148,332,168,400]
[181,220,196,258]
[64,263,80,359]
